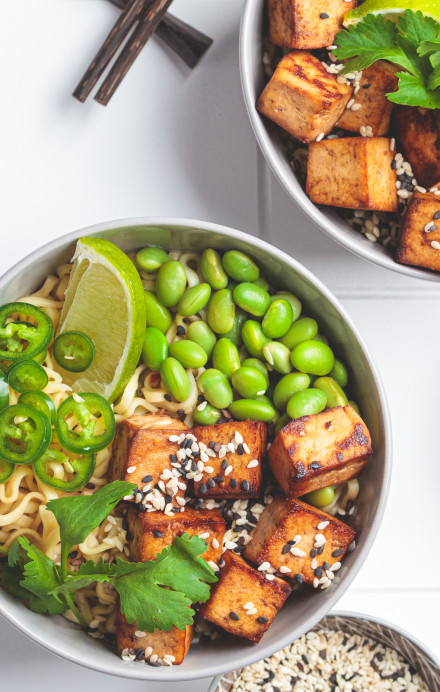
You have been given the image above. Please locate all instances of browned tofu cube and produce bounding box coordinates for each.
[268,405,372,497]
[191,420,266,499]
[117,609,193,665]
[257,51,352,144]
[268,0,356,49]
[306,136,398,211]
[244,494,355,588]
[397,191,440,272]
[126,504,226,567]
[337,61,398,136]
[199,550,291,642]
[393,106,440,188]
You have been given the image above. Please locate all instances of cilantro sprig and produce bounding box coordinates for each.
[0,481,217,632]
[334,10,440,108]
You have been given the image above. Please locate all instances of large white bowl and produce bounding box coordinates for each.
[0,218,391,681]
[239,0,440,283]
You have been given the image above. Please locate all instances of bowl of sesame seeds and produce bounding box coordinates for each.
[240,0,440,281]
[209,611,440,692]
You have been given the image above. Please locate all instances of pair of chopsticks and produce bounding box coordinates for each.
[74,0,213,106]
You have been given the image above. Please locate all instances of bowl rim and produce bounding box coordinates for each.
[0,216,392,681]
[239,0,440,284]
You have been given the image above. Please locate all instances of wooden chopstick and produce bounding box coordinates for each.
[95,0,175,106]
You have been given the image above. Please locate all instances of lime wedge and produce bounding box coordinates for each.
[55,237,146,402]
[344,0,440,24]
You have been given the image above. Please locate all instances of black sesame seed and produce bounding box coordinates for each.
[325,421,332,429]
[150,661,161,667]
[234,545,245,553]
[177,409,184,416]
[287,539,296,545]
[318,545,325,555]
[229,611,240,620]
[69,550,78,559]
[164,393,172,402]
[309,461,322,470]
[200,483,207,494]
[209,441,216,450]
[192,450,200,457]
[320,12,329,18]
[153,530,163,538]
[398,201,406,213]
[311,548,318,558]
[197,394,205,403]
[314,566,323,577]
[214,442,221,452]
[323,561,330,570]
[177,325,186,335]
[295,462,306,479]
[348,540,356,552]
[126,531,132,541]
[362,83,371,89]
[257,616,269,624]
[191,460,197,471]
[430,224,438,231]
[237,444,244,455]
[332,548,344,557]
[282,544,291,555]
[213,476,224,483]
[434,210,440,220]
[165,494,172,504]
[154,483,161,491]
[135,648,145,660]
[222,459,228,470]
[241,480,250,491]
[207,478,216,488]
[142,474,154,483]
[336,452,343,461]
[86,482,95,489]
[391,159,397,170]
[295,574,303,584]
[230,478,237,488]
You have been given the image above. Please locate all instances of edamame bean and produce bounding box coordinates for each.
[233,283,271,317]
[177,283,211,317]
[349,400,360,415]
[193,402,222,426]
[286,388,327,419]
[262,299,293,338]
[136,247,169,273]
[313,376,348,408]
[256,395,279,423]
[222,250,259,282]
[273,372,311,410]
[275,413,290,436]
[198,369,233,409]
[263,341,292,374]
[144,291,172,333]
[330,359,348,388]
[187,321,217,358]
[207,289,235,334]
[222,308,246,347]
[156,260,187,308]
[169,340,208,369]
[253,276,269,291]
[229,398,276,422]
[231,366,268,399]
[272,292,302,322]
[280,317,318,350]
[291,340,335,376]
[242,358,269,382]
[303,486,335,508]
[212,338,241,378]
[201,249,228,290]
[142,327,169,371]
[160,357,190,402]
[242,320,270,358]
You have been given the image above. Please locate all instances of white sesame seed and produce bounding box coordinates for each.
[293,534,302,544]
[224,465,233,476]
[346,98,355,109]
[431,240,440,250]
[247,459,259,468]
[291,547,306,557]
[235,431,243,444]
[145,646,153,657]
[204,466,214,473]
[329,561,342,571]
[207,560,218,571]
[200,451,209,463]
[243,443,250,454]
[351,103,362,111]
[164,654,176,662]
[176,496,186,506]
[197,401,207,411]
[150,654,158,663]
[247,608,258,614]
[212,538,219,549]
[199,532,210,539]
[311,558,318,569]
[168,435,179,442]
[225,541,237,550]
[315,132,325,142]
[265,573,275,581]
[390,137,395,151]
[126,466,136,474]
[279,565,291,574]
[135,630,146,638]
[424,222,435,232]
[313,578,320,588]
[243,601,254,609]
[258,561,271,571]
[317,521,330,530]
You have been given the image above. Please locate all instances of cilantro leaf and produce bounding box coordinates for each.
[17,537,67,615]
[0,562,32,602]
[398,11,439,46]
[418,41,440,58]
[8,539,20,567]
[387,72,440,108]
[51,559,116,595]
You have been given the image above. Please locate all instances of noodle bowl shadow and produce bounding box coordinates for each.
[0,218,391,681]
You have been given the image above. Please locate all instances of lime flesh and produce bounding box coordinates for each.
[344,0,440,24]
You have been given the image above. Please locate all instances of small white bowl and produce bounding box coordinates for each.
[0,217,391,681]
[239,0,440,283]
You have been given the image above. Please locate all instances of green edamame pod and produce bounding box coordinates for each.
[136,247,169,273]
[242,358,269,382]
[212,338,241,378]
[142,327,169,371]
[273,372,311,411]
[303,486,335,508]
[201,249,228,290]
[241,320,270,358]
[263,341,292,374]
[349,400,360,415]
[231,366,268,399]
[198,369,233,409]
[275,412,290,436]
[207,289,235,334]
[313,376,348,408]
[160,357,191,402]
[169,340,208,369]
[156,260,187,308]
[233,283,271,317]
[272,291,302,322]
[177,283,211,317]
[291,340,335,376]
[280,317,318,350]
[187,321,217,358]
[262,299,293,339]
[144,291,172,333]
[229,398,276,423]
[253,276,269,291]
[193,402,222,426]
[331,359,348,388]
[286,388,327,419]
[221,307,246,347]
[222,250,259,282]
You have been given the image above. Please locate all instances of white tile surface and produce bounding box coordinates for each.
[0,1,438,690]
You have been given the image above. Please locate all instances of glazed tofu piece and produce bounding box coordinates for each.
[397,191,440,272]
[268,0,357,49]
[244,494,355,588]
[257,51,352,143]
[117,610,193,665]
[337,61,398,136]
[199,550,291,642]
[306,136,398,211]
[191,420,266,499]
[126,504,226,567]
[393,106,440,188]
[268,405,372,497]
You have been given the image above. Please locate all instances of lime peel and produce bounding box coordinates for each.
[344,0,440,25]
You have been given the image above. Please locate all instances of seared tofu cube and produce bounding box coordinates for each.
[199,550,291,642]
[191,420,266,499]
[397,191,440,272]
[126,504,226,567]
[244,494,355,588]
[268,0,357,49]
[337,61,398,136]
[268,405,372,497]
[306,136,398,211]
[117,610,193,665]
[257,51,352,143]
[393,106,440,188]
